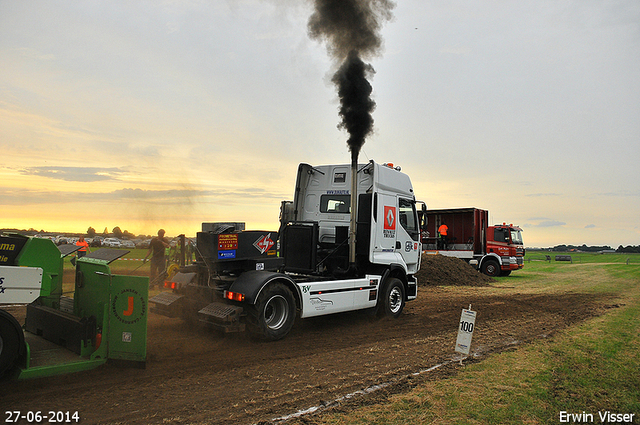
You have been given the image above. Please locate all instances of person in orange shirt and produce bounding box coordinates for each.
[438,223,448,249]
[76,236,90,258]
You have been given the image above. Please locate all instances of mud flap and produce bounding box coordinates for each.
[198,302,245,333]
[149,292,185,318]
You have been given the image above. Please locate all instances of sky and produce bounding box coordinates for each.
[1,0,639,248]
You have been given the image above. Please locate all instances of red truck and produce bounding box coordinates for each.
[422,207,524,277]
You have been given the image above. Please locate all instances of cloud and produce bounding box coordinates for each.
[585,224,596,229]
[524,217,567,228]
[20,166,126,182]
[594,191,640,198]
[525,193,563,197]
[439,45,471,55]
[0,185,287,207]
[535,220,566,228]
[14,47,56,61]
[1,0,638,244]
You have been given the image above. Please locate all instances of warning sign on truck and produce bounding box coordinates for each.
[218,234,238,250]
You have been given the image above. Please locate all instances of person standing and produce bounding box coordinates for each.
[438,222,448,250]
[76,236,90,258]
[144,229,170,288]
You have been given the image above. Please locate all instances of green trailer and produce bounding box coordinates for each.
[0,234,148,380]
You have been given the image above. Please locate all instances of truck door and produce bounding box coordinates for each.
[397,197,421,274]
[372,193,398,261]
[371,194,421,274]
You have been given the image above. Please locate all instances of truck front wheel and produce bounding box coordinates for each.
[378,278,406,318]
[248,282,296,341]
[481,259,500,277]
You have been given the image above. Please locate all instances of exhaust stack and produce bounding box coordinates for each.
[349,159,358,265]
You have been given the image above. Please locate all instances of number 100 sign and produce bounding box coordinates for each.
[455,308,477,356]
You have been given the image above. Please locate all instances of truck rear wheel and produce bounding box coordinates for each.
[248,282,296,341]
[481,259,500,277]
[378,278,405,318]
[0,312,23,378]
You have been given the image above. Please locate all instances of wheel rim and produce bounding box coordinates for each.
[487,264,497,275]
[264,295,289,330]
[389,286,403,314]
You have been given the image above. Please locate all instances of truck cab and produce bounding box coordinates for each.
[280,160,422,278]
[486,224,525,275]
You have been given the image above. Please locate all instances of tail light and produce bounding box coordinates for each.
[224,290,245,302]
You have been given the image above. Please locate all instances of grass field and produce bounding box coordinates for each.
[308,254,640,424]
[525,250,640,264]
[64,248,639,271]
[63,248,151,270]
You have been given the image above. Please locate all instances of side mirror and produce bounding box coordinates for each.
[418,202,428,231]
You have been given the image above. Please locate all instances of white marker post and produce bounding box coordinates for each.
[455,304,477,364]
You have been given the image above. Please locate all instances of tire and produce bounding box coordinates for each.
[0,312,23,378]
[247,282,296,341]
[378,278,406,318]
[481,259,500,277]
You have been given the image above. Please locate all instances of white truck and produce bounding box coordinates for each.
[151,160,426,340]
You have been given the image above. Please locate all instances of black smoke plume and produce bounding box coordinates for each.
[308,0,395,163]
[332,51,375,164]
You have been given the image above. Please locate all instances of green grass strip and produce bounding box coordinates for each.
[318,265,640,425]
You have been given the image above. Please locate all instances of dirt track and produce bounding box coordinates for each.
[2,257,614,425]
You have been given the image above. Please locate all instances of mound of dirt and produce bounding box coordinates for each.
[416,253,496,286]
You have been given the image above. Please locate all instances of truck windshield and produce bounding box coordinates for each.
[510,229,523,245]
